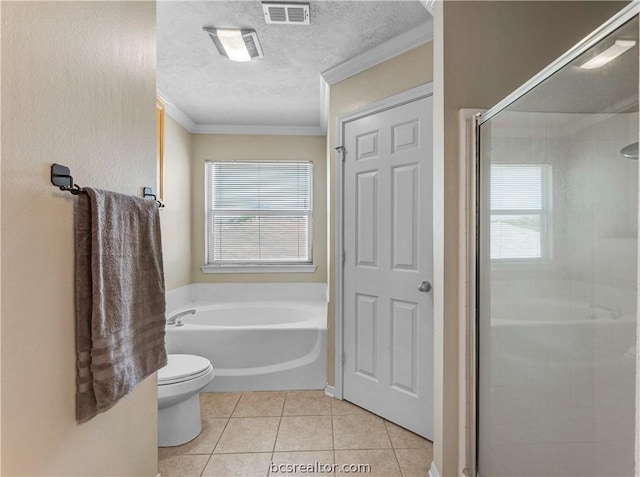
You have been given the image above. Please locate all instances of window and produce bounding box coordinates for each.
[205,161,313,268]
[490,164,551,261]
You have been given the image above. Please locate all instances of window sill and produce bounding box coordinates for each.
[491,259,553,270]
[200,264,317,274]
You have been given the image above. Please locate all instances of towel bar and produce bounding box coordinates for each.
[51,163,85,195]
[51,163,164,207]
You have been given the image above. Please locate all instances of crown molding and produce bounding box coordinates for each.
[157,95,324,136]
[165,103,196,132]
[193,124,325,136]
[420,0,435,15]
[157,91,197,132]
[319,77,330,134]
[321,22,433,86]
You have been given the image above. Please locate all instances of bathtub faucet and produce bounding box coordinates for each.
[167,309,196,327]
[589,303,621,320]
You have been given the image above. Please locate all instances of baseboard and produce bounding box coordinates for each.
[324,384,335,398]
[429,461,441,477]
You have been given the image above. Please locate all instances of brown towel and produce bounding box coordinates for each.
[75,187,167,423]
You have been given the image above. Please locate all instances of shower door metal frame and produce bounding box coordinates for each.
[478,4,639,128]
[458,108,482,477]
[469,3,640,476]
[478,1,640,126]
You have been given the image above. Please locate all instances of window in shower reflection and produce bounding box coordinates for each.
[490,164,552,261]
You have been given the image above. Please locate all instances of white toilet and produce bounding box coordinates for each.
[157,354,214,447]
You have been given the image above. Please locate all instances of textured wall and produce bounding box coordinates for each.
[327,43,434,387]
[162,115,193,291]
[1,2,158,475]
[191,134,327,284]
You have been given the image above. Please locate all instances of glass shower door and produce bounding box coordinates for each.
[477,14,638,477]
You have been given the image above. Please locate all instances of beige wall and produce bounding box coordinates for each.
[191,134,327,284]
[1,2,158,475]
[327,42,434,386]
[0,0,4,468]
[162,115,193,291]
[435,2,628,475]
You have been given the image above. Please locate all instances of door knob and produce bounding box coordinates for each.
[418,281,432,293]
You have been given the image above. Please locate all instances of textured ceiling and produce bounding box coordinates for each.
[157,1,431,128]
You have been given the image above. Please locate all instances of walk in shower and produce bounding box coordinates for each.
[476,6,638,477]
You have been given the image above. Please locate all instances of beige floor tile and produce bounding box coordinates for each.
[331,399,371,416]
[202,452,272,477]
[214,417,280,453]
[233,392,286,417]
[158,446,175,462]
[333,413,392,450]
[384,420,433,449]
[283,391,332,416]
[158,454,209,477]
[335,449,401,477]
[158,418,228,457]
[395,448,433,477]
[275,416,333,451]
[270,451,335,476]
[200,392,242,418]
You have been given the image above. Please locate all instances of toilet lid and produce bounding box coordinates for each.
[158,354,212,385]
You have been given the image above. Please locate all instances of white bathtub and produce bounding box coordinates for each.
[164,285,328,392]
[488,299,636,389]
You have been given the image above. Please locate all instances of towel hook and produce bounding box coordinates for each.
[143,187,165,208]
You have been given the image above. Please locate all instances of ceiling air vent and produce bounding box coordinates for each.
[262,3,310,25]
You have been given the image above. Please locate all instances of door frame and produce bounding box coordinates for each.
[334,82,434,400]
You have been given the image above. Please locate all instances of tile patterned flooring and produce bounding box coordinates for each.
[158,391,433,477]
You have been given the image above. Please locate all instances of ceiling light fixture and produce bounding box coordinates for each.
[580,39,636,69]
[203,28,264,62]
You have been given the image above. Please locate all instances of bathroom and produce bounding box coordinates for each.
[156,2,433,474]
[1,2,639,477]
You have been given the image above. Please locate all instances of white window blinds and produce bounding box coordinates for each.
[206,161,313,264]
[490,164,551,261]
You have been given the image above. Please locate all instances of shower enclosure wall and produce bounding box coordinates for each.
[476,6,638,477]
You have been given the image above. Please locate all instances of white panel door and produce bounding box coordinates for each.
[342,96,433,438]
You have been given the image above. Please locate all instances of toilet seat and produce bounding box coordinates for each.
[158,354,213,386]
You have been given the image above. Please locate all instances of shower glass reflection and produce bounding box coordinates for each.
[477,16,638,477]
